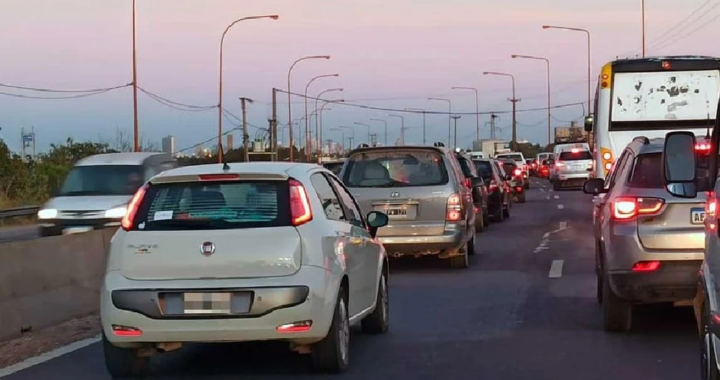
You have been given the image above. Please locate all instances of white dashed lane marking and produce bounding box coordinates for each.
[549,260,564,278]
[553,195,559,199]
[0,335,101,378]
[557,204,565,209]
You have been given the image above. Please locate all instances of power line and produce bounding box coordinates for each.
[651,9,720,51]
[137,86,216,111]
[0,84,131,99]
[277,89,586,116]
[0,82,131,93]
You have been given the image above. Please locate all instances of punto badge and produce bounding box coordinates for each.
[390,192,400,198]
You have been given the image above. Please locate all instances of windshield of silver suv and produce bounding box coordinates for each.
[342,149,449,187]
[58,165,144,196]
[496,153,523,162]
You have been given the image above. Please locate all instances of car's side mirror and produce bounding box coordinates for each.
[366,211,389,238]
[662,131,698,198]
[584,114,594,132]
[470,176,484,188]
[582,178,605,195]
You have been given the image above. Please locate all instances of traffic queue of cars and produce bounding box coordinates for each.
[95,142,532,378]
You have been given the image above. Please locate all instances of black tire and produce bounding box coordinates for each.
[483,207,490,226]
[503,202,510,218]
[553,181,561,191]
[102,333,149,379]
[39,226,60,238]
[475,209,485,234]
[602,274,633,332]
[518,193,526,203]
[524,182,530,190]
[312,289,350,373]
[595,242,603,305]
[492,203,504,222]
[701,301,720,380]
[449,238,470,269]
[361,272,389,334]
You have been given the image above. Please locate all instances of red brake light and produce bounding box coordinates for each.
[695,143,712,153]
[198,173,240,181]
[464,178,472,188]
[289,179,313,226]
[632,261,661,272]
[446,193,462,221]
[707,192,717,217]
[276,320,312,333]
[571,148,579,153]
[121,184,148,231]
[612,197,664,220]
[514,168,522,176]
[112,325,143,337]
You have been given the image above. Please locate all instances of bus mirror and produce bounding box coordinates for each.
[584,114,594,132]
[662,131,698,198]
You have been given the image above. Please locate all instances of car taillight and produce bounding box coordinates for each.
[696,142,712,151]
[446,193,462,221]
[121,184,149,231]
[464,178,472,188]
[514,168,522,176]
[289,179,313,226]
[611,196,664,220]
[632,261,661,272]
[489,180,498,192]
[707,192,717,217]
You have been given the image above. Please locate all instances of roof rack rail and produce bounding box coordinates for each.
[433,142,445,147]
[632,136,650,144]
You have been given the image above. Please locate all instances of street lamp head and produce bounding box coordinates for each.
[542,25,550,29]
[511,55,518,58]
[322,55,331,59]
[482,72,490,75]
[269,15,280,20]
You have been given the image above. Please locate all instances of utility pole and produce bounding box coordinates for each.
[451,116,461,149]
[240,97,253,162]
[348,136,354,149]
[641,0,646,57]
[509,96,521,151]
[132,0,139,152]
[271,88,278,161]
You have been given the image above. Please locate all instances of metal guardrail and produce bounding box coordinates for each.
[0,206,39,219]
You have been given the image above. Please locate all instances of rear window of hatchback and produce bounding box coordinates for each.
[342,149,449,187]
[131,180,291,231]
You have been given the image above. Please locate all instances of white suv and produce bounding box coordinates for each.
[100,163,390,378]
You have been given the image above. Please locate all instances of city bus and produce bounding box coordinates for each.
[585,55,720,179]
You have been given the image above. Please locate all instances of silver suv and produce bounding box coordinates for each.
[340,145,477,269]
[550,148,593,190]
[583,136,706,332]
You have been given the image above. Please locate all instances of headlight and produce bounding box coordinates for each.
[37,209,58,219]
[104,206,128,219]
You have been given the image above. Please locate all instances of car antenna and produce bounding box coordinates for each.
[218,142,230,171]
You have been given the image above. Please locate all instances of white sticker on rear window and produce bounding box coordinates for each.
[153,210,173,221]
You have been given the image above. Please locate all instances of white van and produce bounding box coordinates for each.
[553,142,590,155]
[37,152,177,236]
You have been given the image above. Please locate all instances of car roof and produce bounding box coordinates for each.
[348,145,449,155]
[151,162,319,182]
[75,152,171,166]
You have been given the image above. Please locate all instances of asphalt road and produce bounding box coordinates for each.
[0,224,40,243]
[1,178,699,379]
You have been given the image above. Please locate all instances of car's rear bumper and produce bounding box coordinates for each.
[607,260,703,303]
[101,266,339,347]
[378,229,466,257]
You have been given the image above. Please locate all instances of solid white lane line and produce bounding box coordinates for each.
[557,204,564,209]
[0,335,101,378]
[559,221,567,229]
[553,195,559,199]
[549,260,564,278]
[539,188,545,193]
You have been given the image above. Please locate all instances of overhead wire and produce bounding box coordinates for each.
[0,83,131,99]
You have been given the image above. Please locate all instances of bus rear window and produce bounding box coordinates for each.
[133,180,290,230]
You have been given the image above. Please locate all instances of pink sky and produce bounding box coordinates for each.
[0,0,716,151]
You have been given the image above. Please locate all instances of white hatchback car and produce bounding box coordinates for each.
[100,162,390,378]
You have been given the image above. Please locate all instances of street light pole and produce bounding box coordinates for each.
[642,0,646,57]
[286,55,330,162]
[483,71,520,151]
[314,88,343,160]
[450,87,480,142]
[339,126,353,152]
[239,97,253,162]
[512,54,551,145]
[451,116,461,149]
[353,122,371,145]
[370,118,387,145]
[428,98,452,146]
[542,25,591,115]
[387,115,405,145]
[304,73,339,158]
[405,108,426,145]
[217,14,279,163]
[319,100,344,162]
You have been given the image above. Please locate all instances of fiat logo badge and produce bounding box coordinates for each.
[200,242,216,256]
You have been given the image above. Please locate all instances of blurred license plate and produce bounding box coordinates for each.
[374,204,417,220]
[62,226,92,234]
[691,208,706,224]
[183,292,232,314]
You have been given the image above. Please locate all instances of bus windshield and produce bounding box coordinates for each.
[610,69,720,129]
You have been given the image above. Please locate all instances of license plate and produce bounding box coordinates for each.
[691,208,706,224]
[374,204,417,220]
[385,208,407,216]
[183,292,232,314]
[62,226,92,234]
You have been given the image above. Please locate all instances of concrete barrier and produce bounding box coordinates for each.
[0,228,116,342]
